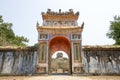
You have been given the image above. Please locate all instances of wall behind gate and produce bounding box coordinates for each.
[0,46,37,75]
[82,46,120,74]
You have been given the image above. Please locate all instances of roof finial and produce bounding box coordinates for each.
[36,21,39,27]
[81,22,84,29]
[59,9,61,13]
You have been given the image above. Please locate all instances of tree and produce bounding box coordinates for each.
[0,15,29,46]
[13,36,29,46]
[106,16,120,45]
[34,43,38,48]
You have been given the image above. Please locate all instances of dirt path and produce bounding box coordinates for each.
[0,76,119,80]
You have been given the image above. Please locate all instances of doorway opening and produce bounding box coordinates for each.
[50,51,69,74]
[48,36,72,75]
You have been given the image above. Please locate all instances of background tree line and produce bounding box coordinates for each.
[0,16,29,46]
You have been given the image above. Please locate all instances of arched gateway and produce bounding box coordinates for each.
[36,9,84,74]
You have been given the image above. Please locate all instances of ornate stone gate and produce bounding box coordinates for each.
[36,9,84,74]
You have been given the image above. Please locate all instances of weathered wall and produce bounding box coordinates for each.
[82,46,120,74]
[0,47,37,75]
[0,46,120,75]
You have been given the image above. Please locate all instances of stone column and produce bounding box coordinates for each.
[46,41,49,73]
[71,42,74,73]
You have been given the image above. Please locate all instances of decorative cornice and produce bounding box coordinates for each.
[37,26,83,35]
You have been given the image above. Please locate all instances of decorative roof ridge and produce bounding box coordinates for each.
[41,9,79,16]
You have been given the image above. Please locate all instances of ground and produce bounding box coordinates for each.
[0,76,120,80]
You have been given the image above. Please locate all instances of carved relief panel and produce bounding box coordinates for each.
[71,34,81,40]
[39,34,48,40]
[38,42,47,63]
[73,43,81,62]
[42,21,78,26]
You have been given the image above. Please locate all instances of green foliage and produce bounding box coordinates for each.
[0,15,29,46]
[106,16,120,45]
[34,43,38,48]
[13,36,29,46]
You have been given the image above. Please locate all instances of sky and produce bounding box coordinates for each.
[0,0,120,46]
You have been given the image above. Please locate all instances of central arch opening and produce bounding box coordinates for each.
[48,36,72,74]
